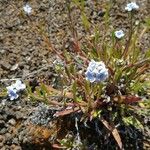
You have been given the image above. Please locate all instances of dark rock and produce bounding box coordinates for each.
[0,128,7,134]
[0,120,5,128]
[98,10,106,17]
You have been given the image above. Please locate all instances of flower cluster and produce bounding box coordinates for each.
[125,2,139,12]
[115,30,125,39]
[6,80,26,100]
[85,60,109,83]
[23,4,32,14]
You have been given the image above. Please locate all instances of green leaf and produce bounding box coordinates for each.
[81,13,90,30]
[72,80,77,101]
[123,116,143,129]
[144,49,150,58]
[114,68,123,82]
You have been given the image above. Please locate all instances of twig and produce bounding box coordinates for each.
[0,78,21,82]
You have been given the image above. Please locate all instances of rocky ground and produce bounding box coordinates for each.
[0,0,150,149]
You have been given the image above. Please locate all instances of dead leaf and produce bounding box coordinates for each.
[54,107,80,117]
[100,118,123,150]
[45,85,73,99]
[114,95,141,104]
[124,95,141,104]
[52,144,65,149]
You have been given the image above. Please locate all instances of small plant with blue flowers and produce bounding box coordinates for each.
[25,1,149,149]
[0,1,149,149]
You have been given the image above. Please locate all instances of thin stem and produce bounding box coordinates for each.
[122,12,133,59]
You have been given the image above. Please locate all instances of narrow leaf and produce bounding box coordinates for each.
[100,118,123,149]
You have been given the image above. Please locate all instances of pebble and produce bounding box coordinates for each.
[15,146,22,150]
[0,128,7,134]
[10,64,19,71]
[8,119,16,126]
[0,120,5,128]
[0,142,4,149]
[0,146,6,150]
[1,62,11,71]
[0,135,4,142]
[0,49,6,54]
[12,138,19,145]
[10,144,22,150]
[0,115,3,120]
[5,133,12,141]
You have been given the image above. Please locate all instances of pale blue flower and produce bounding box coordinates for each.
[85,60,109,83]
[6,86,19,101]
[14,80,26,91]
[125,2,139,12]
[23,4,32,14]
[115,30,125,39]
[6,80,26,100]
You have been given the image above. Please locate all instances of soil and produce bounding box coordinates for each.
[0,0,150,149]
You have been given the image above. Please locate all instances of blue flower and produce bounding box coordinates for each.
[6,86,19,100]
[115,30,125,39]
[23,4,32,14]
[14,80,26,92]
[85,60,109,83]
[6,80,26,100]
[125,2,139,12]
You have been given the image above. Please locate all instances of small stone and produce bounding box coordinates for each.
[0,49,6,54]
[10,144,22,150]
[13,106,22,111]
[0,135,4,142]
[0,120,5,128]
[8,119,16,126]
[13,146,22,150]
[0,115,3,120]
[1,62,11,71]
[0,146,6,150]
[0,128,7,134]
[11,64,19,71]
[5,133,12,139]
[16,112,25,120]
[0,142,4,149]
[12,138,19,144]
[98,10,105,17]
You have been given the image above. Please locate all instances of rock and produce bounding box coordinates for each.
[0,120,5,128]
[5,133,12,140]
[15,112,24,120]
[13,145,22,150]
[12,138,19,145]
[8,119,16,126]
[1,62,11,71]
[13,106,22,111]
[0,49,6,54]
[10,64,19,71]
[0,115,3,120]
[0,135,4,142]
[0,128,7,134]
[10,144,22,150]
[0,146,6,150]
[0,142,4,149]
